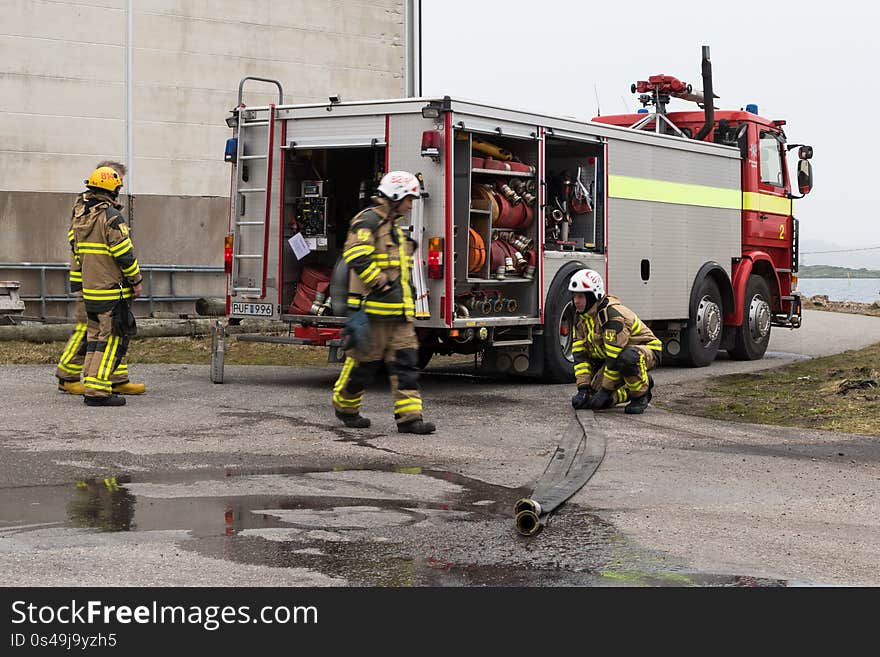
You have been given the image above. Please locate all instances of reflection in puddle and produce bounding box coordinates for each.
[67,476,137,532]
[0,465,799,587]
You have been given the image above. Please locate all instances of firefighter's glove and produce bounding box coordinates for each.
[588,388,614,411]
[571,388,592,410]
[340,309,371,352]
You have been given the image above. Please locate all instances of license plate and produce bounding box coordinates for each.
[231,302,274,317]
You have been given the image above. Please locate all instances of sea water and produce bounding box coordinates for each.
[798,278,880,303]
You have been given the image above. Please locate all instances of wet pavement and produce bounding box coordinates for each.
[1,465,797,586]
[2,310,879,586]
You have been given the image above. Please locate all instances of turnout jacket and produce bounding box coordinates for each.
[342,197,417,320]
[573,294,662,390]
[71,191,142,313]
[67,193,86,294]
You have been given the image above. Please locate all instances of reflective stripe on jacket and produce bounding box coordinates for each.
[72,191,142,313]
[343,198,417,320]
[595,295,662,389]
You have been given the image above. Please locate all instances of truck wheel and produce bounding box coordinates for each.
[680,277,722,367]
[541,263,583,382]
[728,275,772,360]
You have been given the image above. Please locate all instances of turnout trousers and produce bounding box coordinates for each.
[584,346,659,406]
[81,310,130,398]
[602,345,658,402]
[332,320,424,425]
[56,296,131,385]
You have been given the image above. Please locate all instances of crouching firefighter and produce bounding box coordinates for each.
[331,171,436,434]
[73,166,143,407]
[568,268,661,415]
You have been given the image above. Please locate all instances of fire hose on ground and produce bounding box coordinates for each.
[514,409,606,536]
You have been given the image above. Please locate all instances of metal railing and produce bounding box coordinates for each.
[0,262,224,321]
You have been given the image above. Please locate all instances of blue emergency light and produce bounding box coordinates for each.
[745,103,758,115]
[224,137,238,163]
[637,108,649,114]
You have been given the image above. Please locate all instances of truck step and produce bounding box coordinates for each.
[489,338,533,347]
[236,335,313,345]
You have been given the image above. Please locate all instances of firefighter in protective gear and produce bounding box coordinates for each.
[569,268,661,414]
[73,165,144,406]
[56,162,145,396]
[331,171,436,434]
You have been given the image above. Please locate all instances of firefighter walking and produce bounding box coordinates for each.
[72,166,144,407]
[568,268,661,414]
[55,161,145,397]
[331,171,435,434]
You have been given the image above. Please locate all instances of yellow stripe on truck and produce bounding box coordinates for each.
[609,175,792,216]
[609,175,741,210]
[742,192,792,216]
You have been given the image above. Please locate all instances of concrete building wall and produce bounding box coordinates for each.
[0,0,406,318]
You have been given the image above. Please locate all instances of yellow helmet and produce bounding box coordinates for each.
[85,166,123,193]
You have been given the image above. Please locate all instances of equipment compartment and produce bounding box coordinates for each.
[452,130,540,322]
[544,136,604,253]
[280,145,385,319]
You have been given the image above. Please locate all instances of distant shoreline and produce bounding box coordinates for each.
[799,265,880,278]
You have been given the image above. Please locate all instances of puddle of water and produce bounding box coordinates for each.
[0,465,798,587]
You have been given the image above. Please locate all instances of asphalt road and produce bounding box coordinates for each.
[1,309,879,586]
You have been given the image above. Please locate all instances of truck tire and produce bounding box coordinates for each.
[728,275,772,360]
[680,277,722,367]
[541,263,584,382]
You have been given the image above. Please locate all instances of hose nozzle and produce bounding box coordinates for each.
[514,499,543,536]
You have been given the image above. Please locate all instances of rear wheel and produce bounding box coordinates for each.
[680,277,722,367]
[728,275,772,360]
[541,263,584,382]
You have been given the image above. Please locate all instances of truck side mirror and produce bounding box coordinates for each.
[736,125,749,159]
[797,159,813,195]
[798,145,813,160]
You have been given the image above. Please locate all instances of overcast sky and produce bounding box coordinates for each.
[420,0,879,268]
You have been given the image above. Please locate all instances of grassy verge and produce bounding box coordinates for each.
[656,342,880,435]
[0,335,332,367]
[0,335,474,369]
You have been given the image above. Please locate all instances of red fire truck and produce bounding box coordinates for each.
[211,47,813,383]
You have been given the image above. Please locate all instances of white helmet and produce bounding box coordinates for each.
[377,171,421,202]
[568,268,605,299]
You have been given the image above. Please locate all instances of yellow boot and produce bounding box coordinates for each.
[112,381,146,395]
[58,380,86,395]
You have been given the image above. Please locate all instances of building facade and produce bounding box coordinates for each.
[0,0,406,317]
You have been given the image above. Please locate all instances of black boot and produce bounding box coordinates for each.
[398,419,436,434]
[84,394,126,407]
[335,410,371,428]
[624,376,654,415]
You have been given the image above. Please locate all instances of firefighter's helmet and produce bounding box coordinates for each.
[377,171,420,202]
[85,166,123,193]
[568,268,605,299]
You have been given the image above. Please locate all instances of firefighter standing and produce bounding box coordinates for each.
[568,268,662,414]
[73,166,144,407]
[331,171,436,434]
[56,162,145,397]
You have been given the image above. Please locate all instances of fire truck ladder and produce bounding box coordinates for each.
[230,77,283,297]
